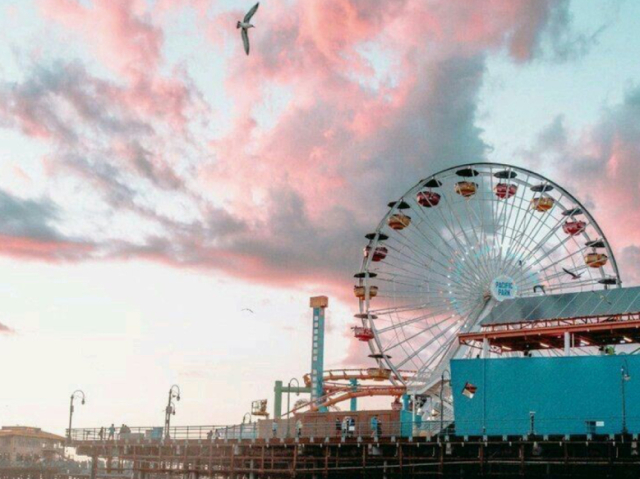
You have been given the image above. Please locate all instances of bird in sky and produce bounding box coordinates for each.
[562,267,583,280]
[241,308,255,314]
[237,2,259,55]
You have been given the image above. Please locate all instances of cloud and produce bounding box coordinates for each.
[0,0,596,296]
[0,322,14,335]
[523,85,640,285]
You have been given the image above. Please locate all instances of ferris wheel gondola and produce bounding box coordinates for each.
[354,163,621,396]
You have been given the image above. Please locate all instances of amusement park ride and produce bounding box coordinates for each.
[276,163,622,423]
[69,163,640,478]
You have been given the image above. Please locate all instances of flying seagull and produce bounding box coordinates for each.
[241,308,255,314]
[237,2,259,55]
[562,267,583,280]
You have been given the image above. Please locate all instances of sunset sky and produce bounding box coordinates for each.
[0,0,639,434]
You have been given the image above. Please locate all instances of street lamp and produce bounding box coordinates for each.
[286,378,300,438]
[68,390,86,441]
[621,359,631,435]
[164,385,181,439]
[439,370,450,436]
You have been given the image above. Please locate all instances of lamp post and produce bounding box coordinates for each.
[164,385,181,439]
[621,359,631,435]
[286,378,300,438]
[68,390,86,441]
[439,370,450,436]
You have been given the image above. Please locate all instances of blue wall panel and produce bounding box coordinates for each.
[451,355,640,437]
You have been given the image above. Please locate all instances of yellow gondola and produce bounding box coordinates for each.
[531,197,554,212]
[387,213,411,230]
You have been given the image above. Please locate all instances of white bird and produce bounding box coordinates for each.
[241,308,255,314]
[237,2,259,55]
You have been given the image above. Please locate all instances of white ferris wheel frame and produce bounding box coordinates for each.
[356,163,621,396]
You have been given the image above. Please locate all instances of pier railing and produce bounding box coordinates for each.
[69,415,640,444]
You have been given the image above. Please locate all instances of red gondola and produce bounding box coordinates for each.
[354,285,379,300]
[563,220,586,236]
[364,245,388,262]
[416,191,441,207]
[353,326,375,342]
[494,183,517,199]
[387,213,412,230]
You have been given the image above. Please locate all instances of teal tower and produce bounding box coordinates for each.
[309,296,328,412]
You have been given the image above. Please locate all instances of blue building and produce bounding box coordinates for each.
[452,286,640,437]
[452,355,640,437]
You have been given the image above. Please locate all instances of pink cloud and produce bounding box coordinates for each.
[0,0,596,300]
[523,89,640,285]
[39,0,162,79]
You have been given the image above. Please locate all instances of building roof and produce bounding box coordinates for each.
[480,286,640,326]
[0,427,65,442]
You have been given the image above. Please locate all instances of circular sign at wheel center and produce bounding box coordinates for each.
[490,275,518,302]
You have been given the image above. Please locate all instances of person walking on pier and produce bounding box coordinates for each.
[108,423,115,440]
[341,417,349,439]
[295,419,303,439]
[271,420,278,438]
[370,416,380,438]
[335,418,341,438]
[348,417,356,438]
[98,427,104,441]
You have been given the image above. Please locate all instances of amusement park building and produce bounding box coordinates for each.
[452,286,640,437]
[0,426,65,462]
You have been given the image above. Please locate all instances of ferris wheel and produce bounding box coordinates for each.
[354,163,621,395]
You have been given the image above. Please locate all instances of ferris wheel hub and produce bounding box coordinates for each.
[490,275,518,302]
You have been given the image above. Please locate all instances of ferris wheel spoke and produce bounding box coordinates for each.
[519,246,592,291]
[514,211,581,269]
[395,325,457,370]
[413,332,460,376]
[543,278,603,293]
[497,174,532,253]
[530,238,588,271]
[503,220,572,282]
[375,307,455,334]
[431,189,488,272]
[370,300,451,316]
[506,195,568,269]
[383,242,480,293]
[389,231,460,277]
[382,314,458,353]
[461,198,494,281]
[404,205,464,264]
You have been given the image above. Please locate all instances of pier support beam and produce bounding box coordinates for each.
[90,455,97,479]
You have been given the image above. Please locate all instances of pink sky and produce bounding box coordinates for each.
[0,0,638,433]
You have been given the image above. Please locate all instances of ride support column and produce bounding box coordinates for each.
[310,296,328,412]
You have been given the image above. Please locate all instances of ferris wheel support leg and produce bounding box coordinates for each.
[482,338,489,358]
[416,298,494,395]
[564,332,571,357]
